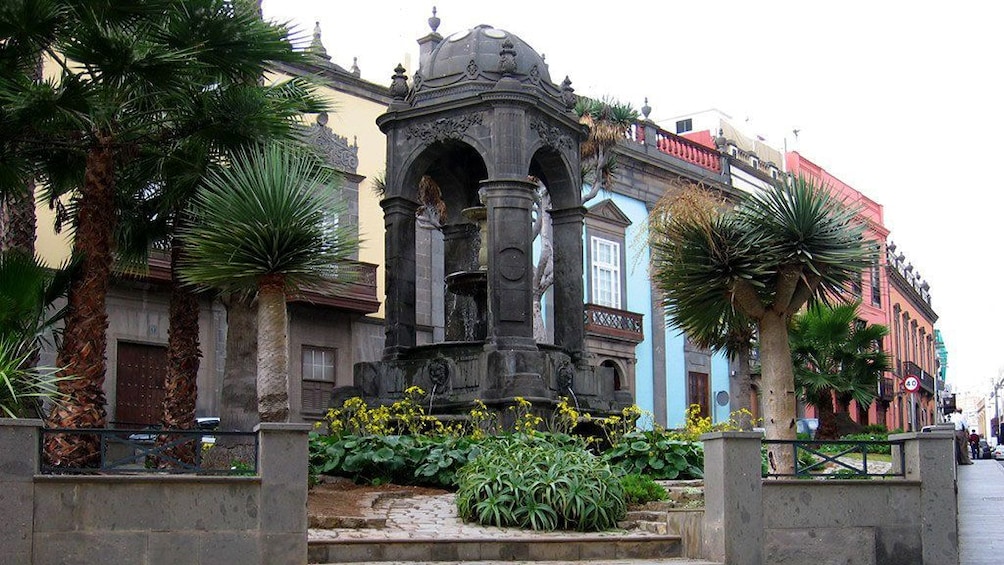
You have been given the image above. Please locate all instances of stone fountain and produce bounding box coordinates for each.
[340,20,632,419]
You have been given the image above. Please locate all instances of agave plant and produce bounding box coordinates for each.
[0,337,68,418]
[651,175,869,473]
[0,250,73,418]
[179,143,359,422]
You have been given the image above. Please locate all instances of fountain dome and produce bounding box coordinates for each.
[411,24,566,104]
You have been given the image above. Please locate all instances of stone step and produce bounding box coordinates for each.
[626,510,670,522]
[308,535,684,563]
[637,520,669,535]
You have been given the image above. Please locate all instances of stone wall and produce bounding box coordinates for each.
[0,420,310,565]
[701,431,958,565]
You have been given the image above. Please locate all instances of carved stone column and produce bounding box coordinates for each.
[481,178,537,351]
[549,206,587,363]
[381,196,419,358]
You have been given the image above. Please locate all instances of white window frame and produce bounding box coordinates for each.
[301,346,336,382]
[590,236,622,309]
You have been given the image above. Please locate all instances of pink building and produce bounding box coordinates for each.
[786,152,895,427]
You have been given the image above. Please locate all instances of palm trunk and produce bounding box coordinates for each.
[729,346,757,427]
[44,138,116,467]
[203,292,259,469]
[159,233,201,467]
[759,311,797,475]
[813,391,839,439]
[257,274,289,422]
[220,293,259,430]
[0,55,40,256]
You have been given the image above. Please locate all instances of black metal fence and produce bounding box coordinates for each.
[762,438,906,479]
[39,428,259,475]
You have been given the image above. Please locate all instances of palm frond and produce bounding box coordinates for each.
[179,143,359,294]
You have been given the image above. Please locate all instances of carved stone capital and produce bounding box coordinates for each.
[530,119,574,151]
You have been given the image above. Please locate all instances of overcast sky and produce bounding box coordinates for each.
[261,0,1004,395]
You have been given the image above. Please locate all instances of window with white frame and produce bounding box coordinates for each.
[591,236,621,309]
[301,346,336,414]
[302,346,336,382]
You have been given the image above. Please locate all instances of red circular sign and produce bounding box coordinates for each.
[903,376,920,393]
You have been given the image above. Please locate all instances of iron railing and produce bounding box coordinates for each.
[39,428,258,475]
[762,438,906,479]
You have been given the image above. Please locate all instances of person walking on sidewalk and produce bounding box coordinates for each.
[951,408,973,465]
[969,429,981,460]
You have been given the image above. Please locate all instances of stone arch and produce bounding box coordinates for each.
[399,140,489,224]
[600,358,627,391]
[529,144,579,209]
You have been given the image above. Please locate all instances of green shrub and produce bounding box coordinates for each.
[860,424,889,435]
[455,435,626,531]
[308,433,480,488]
[816,432,892,455]
[620,473,667,505]
[603,430,703,479]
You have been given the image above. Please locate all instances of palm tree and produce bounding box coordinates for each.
[575,97,638,202]
[651,175,868,473]
[179,143,358,422]
[790,301,890,439]
[649,185,759,418]
[1,0,321,465]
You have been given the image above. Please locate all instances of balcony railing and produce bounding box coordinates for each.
[289,260,379,314]
[904,361,936,394]
[584,303,644,343]
[626,122,722,173]
[879,376,895,401]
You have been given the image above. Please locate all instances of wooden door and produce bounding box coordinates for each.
[688,371,710,419]
[115,342,168,427]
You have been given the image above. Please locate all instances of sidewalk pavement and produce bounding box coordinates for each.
[958,459,1004,564]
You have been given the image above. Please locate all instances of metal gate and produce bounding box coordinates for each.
[115,342,167,427]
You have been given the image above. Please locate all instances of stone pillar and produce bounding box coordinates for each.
[0,418,41,565]
[643,121,658,149]
[890,430,958,564]
[701,431,763,565]
[481,178,537,350]
[256,423,312,565]
[549,206,586,363]
[381,197,419,358]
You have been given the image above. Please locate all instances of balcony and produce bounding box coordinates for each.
[903,361,936,394]
[626,122,723,173]
[879,377,895,401]
[584,303,644,344]
[289,260,380,314]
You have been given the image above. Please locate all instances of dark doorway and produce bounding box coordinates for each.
[115,341,168,427]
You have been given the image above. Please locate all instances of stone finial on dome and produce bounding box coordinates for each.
[309,21,331,61]
[350,57,360,77]
[641,97,651,120]
[499,38,517,76]
[561,76,576,109]
[429,6,441,33]
[390,64,409,100]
